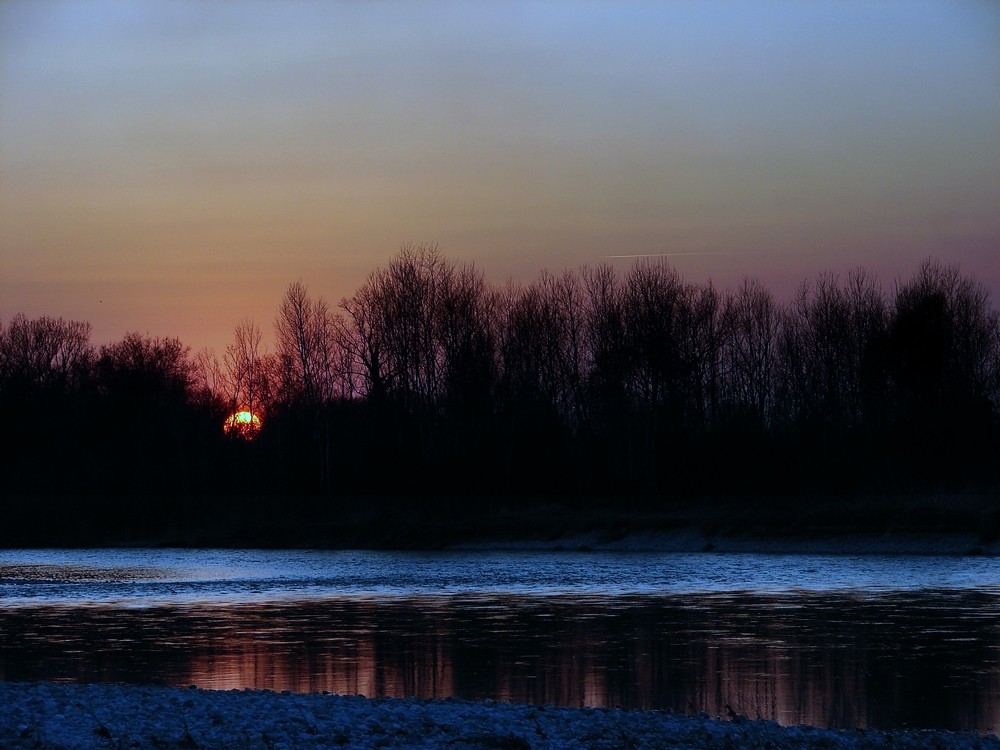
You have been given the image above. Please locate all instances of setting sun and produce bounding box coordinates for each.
[224,410,261,439]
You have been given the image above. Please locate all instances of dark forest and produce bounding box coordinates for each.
[3,247,999,547]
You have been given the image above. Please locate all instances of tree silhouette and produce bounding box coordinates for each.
[2,252,999,546]
[223,318,271,431]
[884,259,1000,485]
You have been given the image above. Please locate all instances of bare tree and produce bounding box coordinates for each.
[0,314,93,394]
[722,277,779,431]
[340,244,457,409]
[97,332,193,403]
[274,280,355,493]
[340,276,387,403]
[275,281,347,407]
[581,264,625,399]
[275,280,319,407]
[497,270,588,426]
[888,258,999,427]
[192,347,225,410]
[436,261,496,415]
[223,318,271,434]
[776,269,887,437]
[677,279,727,434]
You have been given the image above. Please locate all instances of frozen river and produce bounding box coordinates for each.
[2,548,999,732]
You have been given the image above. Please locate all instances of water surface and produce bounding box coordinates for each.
[1,548,998,732]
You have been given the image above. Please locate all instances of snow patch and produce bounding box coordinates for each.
[2,682,997,750]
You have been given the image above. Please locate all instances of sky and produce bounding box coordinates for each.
[2,0,998,356]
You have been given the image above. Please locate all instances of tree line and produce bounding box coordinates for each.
[2,246,998,543]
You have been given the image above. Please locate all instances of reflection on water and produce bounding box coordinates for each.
[2,592,999,732]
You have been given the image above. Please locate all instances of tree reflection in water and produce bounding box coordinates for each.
[1,592,998,732]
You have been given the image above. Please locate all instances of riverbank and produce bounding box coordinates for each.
[448,528,1000,556]
[371,494,1000,556]
[2,682,997,750]
[5,492,998,555]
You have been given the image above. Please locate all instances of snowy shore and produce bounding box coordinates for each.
[2,682,998,750]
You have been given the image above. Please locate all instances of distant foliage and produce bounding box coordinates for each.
[1,251,998,542]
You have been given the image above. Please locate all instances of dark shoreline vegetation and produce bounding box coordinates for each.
[3,248,999,548]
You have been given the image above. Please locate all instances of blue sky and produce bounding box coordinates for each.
[2,0,998,354]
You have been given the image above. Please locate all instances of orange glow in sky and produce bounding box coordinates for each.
[224,410,262,439]
[2,1,998,356]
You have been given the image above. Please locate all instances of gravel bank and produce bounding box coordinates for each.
[2,682,998,750]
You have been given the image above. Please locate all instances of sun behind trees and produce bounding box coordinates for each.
[1,247,999,544]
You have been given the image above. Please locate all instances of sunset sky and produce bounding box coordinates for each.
[2,0,998,356]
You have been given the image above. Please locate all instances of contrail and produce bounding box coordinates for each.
[600,251,748,259]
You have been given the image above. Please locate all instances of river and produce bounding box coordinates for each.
[1,548,998,731]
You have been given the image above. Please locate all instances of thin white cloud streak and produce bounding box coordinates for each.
[600,252,752,258]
